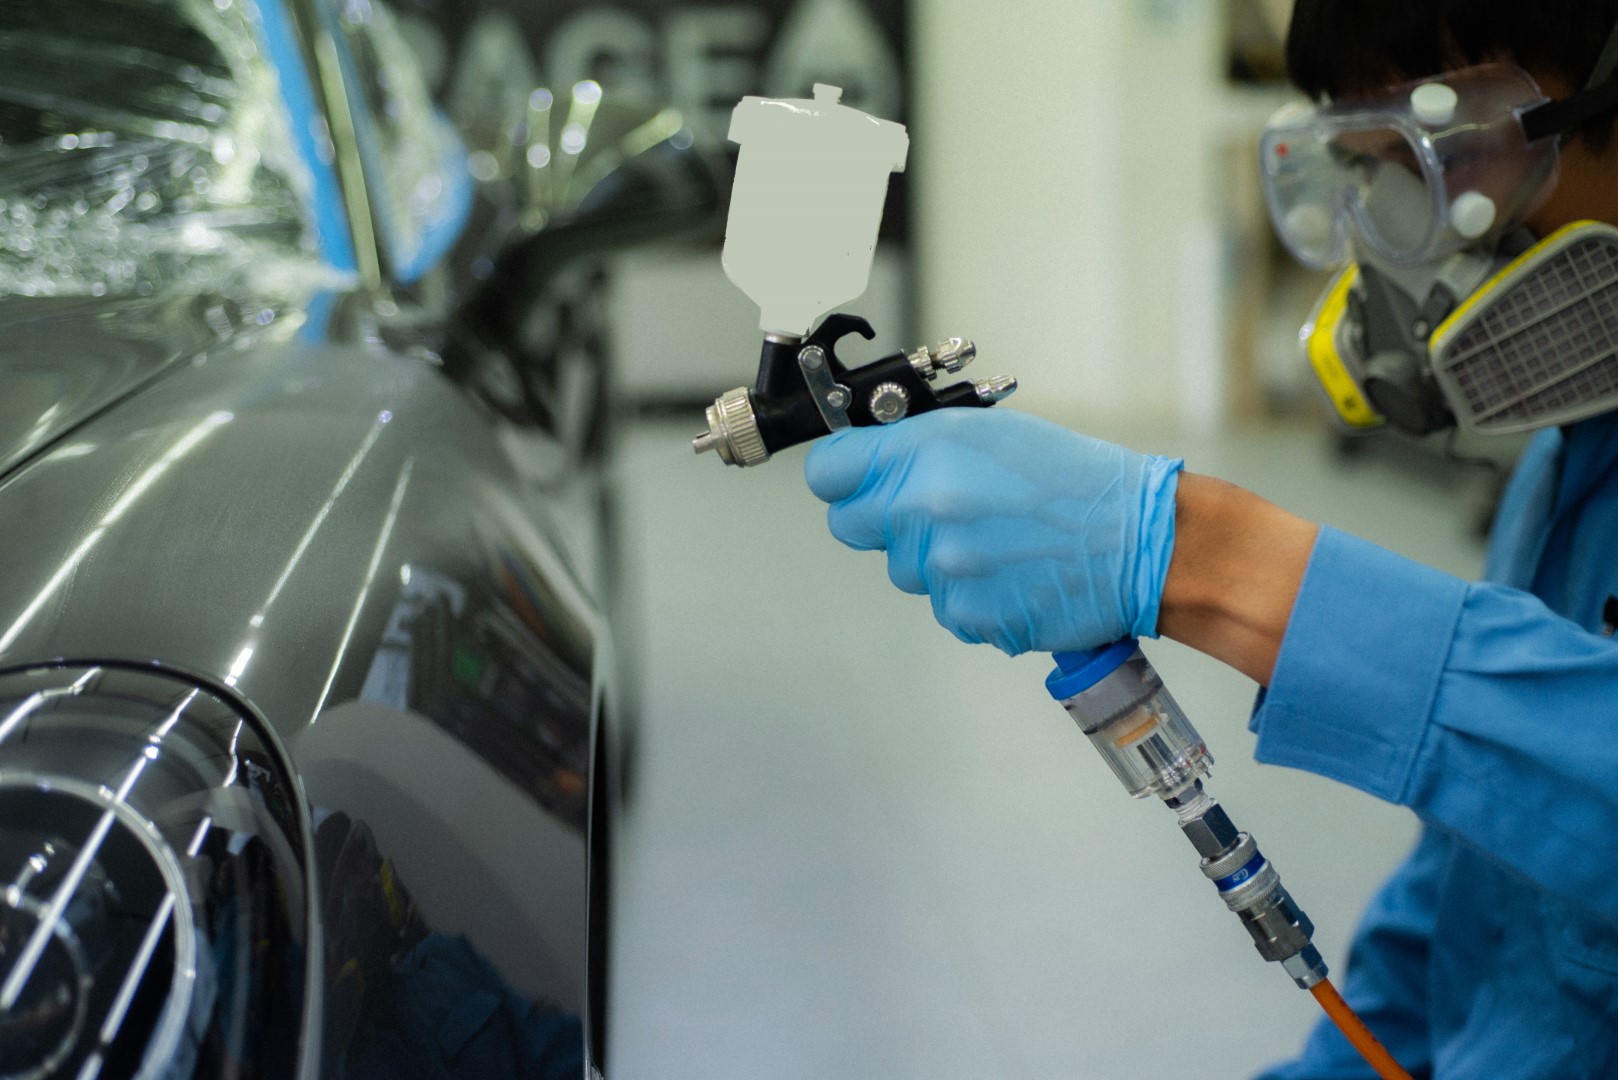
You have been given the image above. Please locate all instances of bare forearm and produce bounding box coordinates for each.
[1157,473,1319,685]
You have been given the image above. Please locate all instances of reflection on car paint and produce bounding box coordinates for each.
[315,811,583,1079]
[0,0,347,301]
[359,558,591,831]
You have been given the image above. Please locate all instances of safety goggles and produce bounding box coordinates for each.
[1261,64,1563,270]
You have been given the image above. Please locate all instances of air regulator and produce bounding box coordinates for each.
[1046,646,1410,1076]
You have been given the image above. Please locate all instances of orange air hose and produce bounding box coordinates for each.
[1309,977,1415,1080]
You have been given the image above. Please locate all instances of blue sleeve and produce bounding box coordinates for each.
[1252,526,1618,921]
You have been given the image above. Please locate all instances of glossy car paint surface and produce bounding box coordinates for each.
[0,0,706,1073]
[0,297,220,480]
[0,319,605,1076]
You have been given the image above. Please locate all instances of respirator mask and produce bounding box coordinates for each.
[1261,57,1618,435]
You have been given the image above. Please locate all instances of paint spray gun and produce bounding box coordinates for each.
[699,89,1411,1080]
[692,84,1017,467]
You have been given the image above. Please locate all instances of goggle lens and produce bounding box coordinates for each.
[1260,65,1559,271]
[1262,117,1440,269]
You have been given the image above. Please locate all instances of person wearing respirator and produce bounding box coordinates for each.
[805,2,1618,1076]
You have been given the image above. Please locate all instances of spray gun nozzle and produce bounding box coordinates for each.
[692,387,770,466]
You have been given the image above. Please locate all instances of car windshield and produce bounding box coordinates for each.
[0,0,338,301]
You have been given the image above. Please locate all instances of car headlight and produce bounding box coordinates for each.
[0,664,318,1080]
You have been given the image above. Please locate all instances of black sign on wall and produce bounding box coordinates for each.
[397,0,910,237]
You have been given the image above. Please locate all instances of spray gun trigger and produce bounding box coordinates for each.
[798,345,853,431]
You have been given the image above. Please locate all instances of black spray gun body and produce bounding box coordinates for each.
[692,313,1015,466]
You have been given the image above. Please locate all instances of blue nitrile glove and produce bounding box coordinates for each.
[803,408,1182,656]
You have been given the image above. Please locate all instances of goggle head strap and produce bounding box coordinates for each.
[1520,13,1618,144]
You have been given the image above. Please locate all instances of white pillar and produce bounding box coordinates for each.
[911,0,1224,432]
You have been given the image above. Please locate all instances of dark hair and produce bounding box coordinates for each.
[1287,0,1618,100]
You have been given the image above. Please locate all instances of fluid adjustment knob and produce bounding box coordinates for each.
[868,382,910,423]
[974,375,1019,404]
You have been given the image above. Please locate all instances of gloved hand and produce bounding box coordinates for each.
[803,408,1182,656]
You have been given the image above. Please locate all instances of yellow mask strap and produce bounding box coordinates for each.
[1306,265,1382,429]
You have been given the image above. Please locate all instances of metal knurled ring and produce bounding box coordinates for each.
[713,388,769,467]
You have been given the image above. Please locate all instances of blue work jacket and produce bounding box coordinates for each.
[1254,411,1618,1079]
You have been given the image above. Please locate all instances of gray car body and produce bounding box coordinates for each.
[0,0,677,1074]
[0,291,607,1071]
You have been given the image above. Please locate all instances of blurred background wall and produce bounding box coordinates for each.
[909,0,1311,431]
